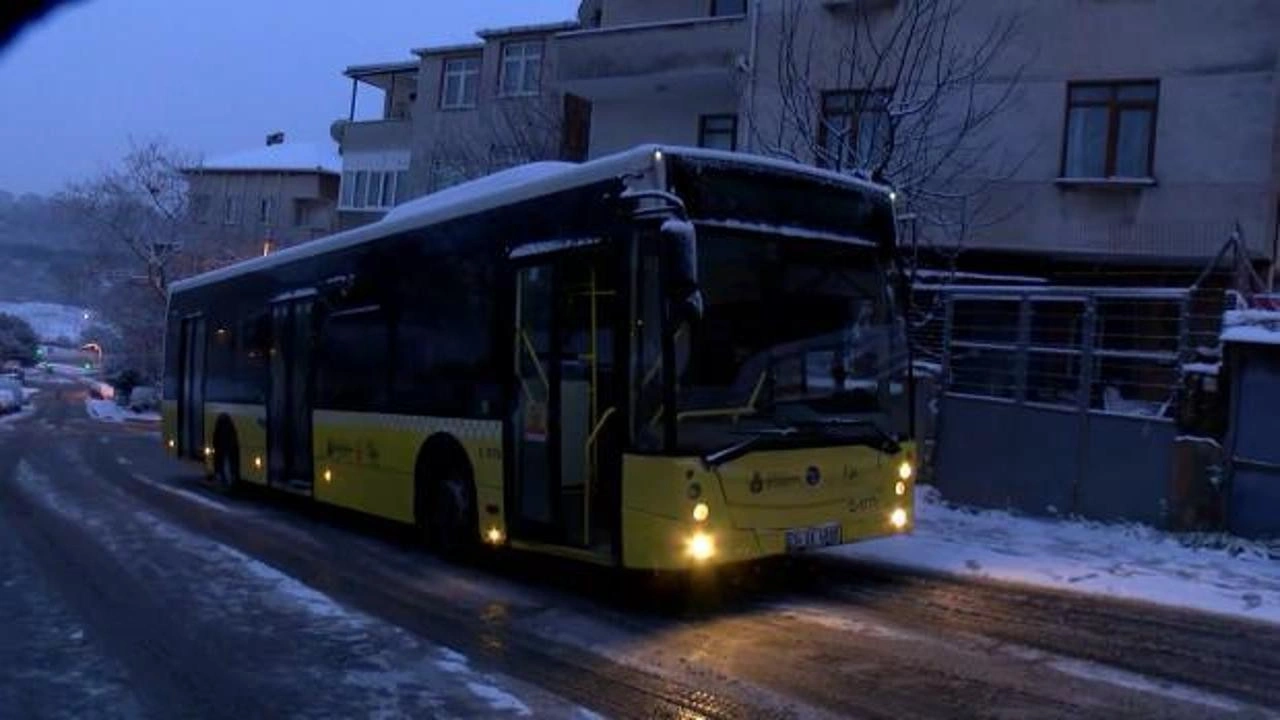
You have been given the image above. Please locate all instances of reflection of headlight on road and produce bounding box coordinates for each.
[685,532,716,561]
[890,507,909,529]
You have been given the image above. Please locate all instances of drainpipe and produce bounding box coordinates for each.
[744,0,762,153]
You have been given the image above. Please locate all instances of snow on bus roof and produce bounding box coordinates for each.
[169,145,892,294]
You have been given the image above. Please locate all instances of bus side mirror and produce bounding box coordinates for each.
[661,218,703,324]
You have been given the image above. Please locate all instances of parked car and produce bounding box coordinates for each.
[127,385,159,413]
[0,388,17,415]
[0,376,24,410]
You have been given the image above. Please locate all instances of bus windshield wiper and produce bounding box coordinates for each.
[790,418,901,454]
[700,427,798,469]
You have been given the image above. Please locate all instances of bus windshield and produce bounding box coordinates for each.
[670,231,908,454]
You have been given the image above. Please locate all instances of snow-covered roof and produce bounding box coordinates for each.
[191,143,341,176]
[1221,309,1280,346]
[344,60,418,79]
[475,21,579,38]
[170,145,893,294]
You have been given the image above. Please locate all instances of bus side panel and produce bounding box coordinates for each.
[310,410,504,531]
[205,403,267,485]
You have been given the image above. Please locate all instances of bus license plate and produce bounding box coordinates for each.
[785,523,841,551]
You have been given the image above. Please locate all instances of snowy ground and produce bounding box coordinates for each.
[85,398,159,424]
[834,486,1280,625]
[0,301,93,344]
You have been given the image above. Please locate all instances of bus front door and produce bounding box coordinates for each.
[512,251,619,553]
[267,298,315,492]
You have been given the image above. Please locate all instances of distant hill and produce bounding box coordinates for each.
[0,301,94,345]
[0,190,95,304]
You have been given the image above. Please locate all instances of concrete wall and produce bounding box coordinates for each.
[741,0,1280,262]
[409,33,565,195]
[589,94,738,156]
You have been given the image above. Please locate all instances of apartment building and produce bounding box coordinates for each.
[185,135,340,257]
[333,21,584,227]
[335,0,1280,276]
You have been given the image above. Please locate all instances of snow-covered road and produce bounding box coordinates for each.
[3,382,1279,719]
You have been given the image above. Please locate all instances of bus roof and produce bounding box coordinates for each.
[169,145,892,295]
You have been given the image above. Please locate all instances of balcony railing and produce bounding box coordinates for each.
[337,118,412,154]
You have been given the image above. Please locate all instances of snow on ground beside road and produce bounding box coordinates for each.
[832,486,1280,625]
[84,398,159,424]
[0,301,93,344]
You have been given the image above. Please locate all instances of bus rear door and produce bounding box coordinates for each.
[267,296,315,492]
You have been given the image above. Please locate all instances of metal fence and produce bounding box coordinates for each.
[927,286,1223,526]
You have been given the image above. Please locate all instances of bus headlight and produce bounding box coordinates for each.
[890,507,909,529]
[898,461,913,481]
[692,502,710,523]
[685,531,716,561]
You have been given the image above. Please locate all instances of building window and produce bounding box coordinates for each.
[191,193,211,224]
[819,90,892,172]
[440,56,481,109]
[293,200,309,227]
[339,170,403,211]
[1062,81,1159,179]
[711,0,747,16]
[223,196,241,225]
[340,171,356,207]
[259,196,276,226]
[698,114,738,151]
[500,41,543,97]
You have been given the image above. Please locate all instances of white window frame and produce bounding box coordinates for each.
[440,56,481,109]
[339,169,402,211]
[500,40,543,97]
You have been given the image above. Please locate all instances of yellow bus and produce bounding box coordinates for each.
[163,145,915,570]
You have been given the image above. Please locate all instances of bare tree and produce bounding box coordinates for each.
[61,140,201,301]
[60,140,210,380]
[749,0,1029,263]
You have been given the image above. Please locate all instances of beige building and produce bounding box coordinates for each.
[185,136,340,258]
[336,0,1280,276]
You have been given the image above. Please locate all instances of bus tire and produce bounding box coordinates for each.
[415,436,477,557]
[212,417,240,495]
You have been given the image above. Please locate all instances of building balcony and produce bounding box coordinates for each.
[556,15,748,101]
[332,118,413,155]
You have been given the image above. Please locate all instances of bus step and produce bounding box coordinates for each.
[275,478,313,496]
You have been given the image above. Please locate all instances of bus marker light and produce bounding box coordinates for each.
[686,531,715,561]
[895,481,906,496]
[692,502,710,523]
[254,456,263,470]
[890,508,908,529]
[323,468,332,483]
[167,439,175,450]
[203,446,213,458]
[486,527,504,544]
[898,461,913,481]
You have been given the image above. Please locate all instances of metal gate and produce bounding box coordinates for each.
[932,287,1196,526]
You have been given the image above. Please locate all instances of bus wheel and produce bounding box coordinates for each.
[212,423,240,494]
[430,463,477,557]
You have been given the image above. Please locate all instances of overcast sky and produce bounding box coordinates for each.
[0,0,579,196]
